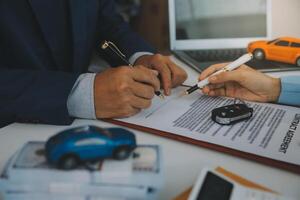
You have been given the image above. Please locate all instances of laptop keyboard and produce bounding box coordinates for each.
[186,49,247,62]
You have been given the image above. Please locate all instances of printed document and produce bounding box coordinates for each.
[119,86,300,165]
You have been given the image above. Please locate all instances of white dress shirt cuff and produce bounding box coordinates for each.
[67,73,97,119]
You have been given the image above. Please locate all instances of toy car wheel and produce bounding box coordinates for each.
[296,57,300,67]
[113,146,131,160]
[253,49,265,60]
[58,154,79,170]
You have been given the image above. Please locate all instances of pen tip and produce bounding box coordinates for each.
[179,91,188,97]
[159,94,165,99]
[155,91,165,99]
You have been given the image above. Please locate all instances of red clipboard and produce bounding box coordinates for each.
[104,119,300,174]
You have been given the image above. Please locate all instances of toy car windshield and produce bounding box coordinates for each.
[72,126,112,138]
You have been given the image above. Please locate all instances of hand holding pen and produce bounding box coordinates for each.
[101,41,187,97]
[101,41,164,99]
[199,60,281,102]
[134,54,187,96]
[182,53,253,96]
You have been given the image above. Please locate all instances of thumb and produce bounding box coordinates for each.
[209,70,243,85]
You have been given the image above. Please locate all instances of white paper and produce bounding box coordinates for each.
[118,86,300,165]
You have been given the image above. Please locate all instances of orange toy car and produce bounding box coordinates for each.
[248,37,300,67]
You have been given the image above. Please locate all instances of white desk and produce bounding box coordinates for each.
[0,58,300,200]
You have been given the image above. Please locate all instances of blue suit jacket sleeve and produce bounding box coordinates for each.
[0,68,79,127]
[278,76,300,107]
[96,0,156,66]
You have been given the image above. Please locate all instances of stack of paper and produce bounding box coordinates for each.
[0,142,164,200]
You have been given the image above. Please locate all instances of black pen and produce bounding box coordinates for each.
[101,40,164,99]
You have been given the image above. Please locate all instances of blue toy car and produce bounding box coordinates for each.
[45,125,137,170]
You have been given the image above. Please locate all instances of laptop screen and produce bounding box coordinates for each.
[174,0,268,41]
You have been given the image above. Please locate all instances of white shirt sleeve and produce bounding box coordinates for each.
[67,73,97,119]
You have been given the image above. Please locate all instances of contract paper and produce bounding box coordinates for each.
[119,86,300,165]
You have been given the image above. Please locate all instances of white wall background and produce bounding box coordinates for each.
[175,0,266,20]
[175,0,300,38]
[272,0,300,38]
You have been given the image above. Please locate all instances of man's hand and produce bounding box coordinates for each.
[94,66,160,118]
[199,64,281,102]
[135,54,187,95]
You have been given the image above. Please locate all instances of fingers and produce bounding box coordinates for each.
[120,83,153,115]
[156,63,172,95]
[150,69,159,76]
[207,87,226,97]
[167,58,188,87]
[208,70,244,85]
[135,54,187,96]
[201,64,252,85]
[148,55,172,95]
[202,83,223,95]
[204,81,243,99]
[130,95,152,110]
[131,81,155,99]
[208,83,225,90]
[135,54,172,95]
[199,63,228,81]
[151,56,188,96]
[131,66,160,91]
[202,83,225,94]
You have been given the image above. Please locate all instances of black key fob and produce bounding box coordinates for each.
[211,103,253,125]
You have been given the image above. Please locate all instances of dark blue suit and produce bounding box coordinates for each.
[0,0,154,128]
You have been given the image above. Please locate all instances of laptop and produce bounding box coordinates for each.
[169,0,299,72]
